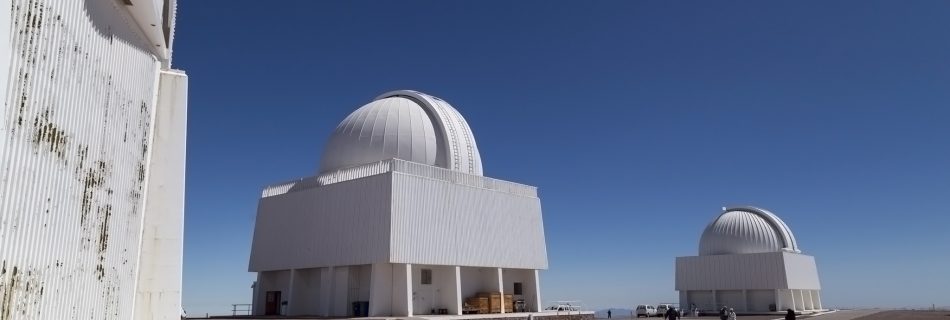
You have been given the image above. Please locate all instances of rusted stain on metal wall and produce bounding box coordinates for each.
[0,262,45,320]
[30,110,68,159]
[0,0,164,318]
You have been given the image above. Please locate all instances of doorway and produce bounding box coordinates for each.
[265,291,282,315]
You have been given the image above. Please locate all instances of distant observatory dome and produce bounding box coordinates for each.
[318,90,483,176]
[698,206,801,256]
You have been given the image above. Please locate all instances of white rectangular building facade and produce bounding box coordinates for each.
[249,159,548,317]
[0,0,187,319]
[675,252,822,313]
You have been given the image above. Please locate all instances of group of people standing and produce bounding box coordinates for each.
[604,305,796,320]
[717,306,797,320]
[718,306,737,320]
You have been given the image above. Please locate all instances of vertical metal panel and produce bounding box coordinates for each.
[781,252,821,289]
[248,174,393,272]
[676,252,822,293]
[390,172,548,269]
[0,0,184,319]
[676,252,789,290]
[133,70,187,320]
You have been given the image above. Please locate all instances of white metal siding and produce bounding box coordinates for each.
[676,252,789,290]
[248,174,393,272]
[251,159,547,271]
[133,70,187,320]
[781,253,821,290]
[390,172,548,269]
[0,0,177,319]
[391,160,534,197]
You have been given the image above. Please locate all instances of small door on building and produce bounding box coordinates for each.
[265,291,282,315]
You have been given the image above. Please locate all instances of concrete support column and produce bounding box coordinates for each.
[407,264,414,316]
[451,266,462,315]
[790,289,796,311]
[806,290,813,311]
[497,268,505,314]
[798,289,806,310]
[252,273,262,315]
[286,269,296,315]
[392,263,413,317]
[529,270,542,312]
[369,263,393,317]
[319,267,334,317]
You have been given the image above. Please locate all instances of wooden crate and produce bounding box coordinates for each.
[464,297,489,314]
[504,294,514,313]
[477,292,503,313]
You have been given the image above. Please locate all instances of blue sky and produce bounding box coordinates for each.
[175,1,950,315]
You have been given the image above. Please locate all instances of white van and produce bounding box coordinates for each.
[636,305,657,317]
[656,304,674,316]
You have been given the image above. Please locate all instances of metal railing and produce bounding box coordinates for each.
[545,300,584,315]
[231,304,252,316]
[261,158,538,198]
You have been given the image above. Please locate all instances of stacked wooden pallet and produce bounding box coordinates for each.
[465,292,518,314]
[478,292,502,313]
[464,296,489,314]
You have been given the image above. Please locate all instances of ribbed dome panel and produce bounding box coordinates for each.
[319,96,438,173]
[698,206,800,256]
[318,90,483,176]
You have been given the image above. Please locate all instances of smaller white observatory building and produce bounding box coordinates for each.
[675,206,823,313]
[248,90,548,317]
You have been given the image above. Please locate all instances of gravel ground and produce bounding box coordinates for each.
[853,311,950,320]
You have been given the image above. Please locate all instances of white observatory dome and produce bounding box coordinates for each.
[318,90,483,176]
[698,206,801,256]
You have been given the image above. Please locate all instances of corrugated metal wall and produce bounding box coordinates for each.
[676,252,822,292]
[249,174,393,272]
[676,252,789,290]
[0,0,166,319]
[251,159,548,271]
[390,172,548,269]
[782,253,821,289]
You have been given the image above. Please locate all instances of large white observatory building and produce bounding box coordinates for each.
[248,90,549,317]
[675,206,823,313]
[0,1,187,319]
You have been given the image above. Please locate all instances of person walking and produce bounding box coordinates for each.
[664,306,680,320]
[607,309,612,319]
[785,309,796,320]
[719,306,728,320]
[726,308,736,320]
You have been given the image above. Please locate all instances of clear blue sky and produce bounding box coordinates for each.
[176,1,950,315]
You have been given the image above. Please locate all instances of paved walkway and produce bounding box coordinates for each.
[802,310,885,320]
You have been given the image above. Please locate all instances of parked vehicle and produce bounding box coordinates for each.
[546,304,580,312]
[657,304,674,316]
[636,305,657,317]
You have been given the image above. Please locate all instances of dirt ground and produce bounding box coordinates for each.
[606,310,950,320]
[853,310,950,320]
